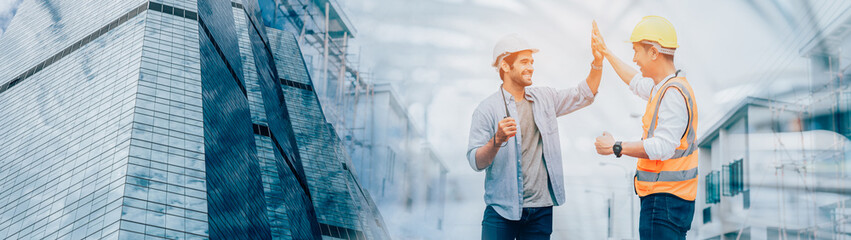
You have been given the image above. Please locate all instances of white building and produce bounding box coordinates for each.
[347,82,448,239]
[692,5,851,239]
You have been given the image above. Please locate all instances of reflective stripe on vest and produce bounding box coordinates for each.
[635,76,699,201]
[636,167,698,182]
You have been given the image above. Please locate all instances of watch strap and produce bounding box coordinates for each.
[614,141,623,158]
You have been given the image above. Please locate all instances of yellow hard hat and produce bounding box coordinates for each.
[629,16,678,49]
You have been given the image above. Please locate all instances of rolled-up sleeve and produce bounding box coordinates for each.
[629,74,655,101]
[552,81,596,116]
[467,107,493,171]
[642,88,688,160]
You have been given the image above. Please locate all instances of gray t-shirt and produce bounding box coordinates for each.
[516,98,554,208]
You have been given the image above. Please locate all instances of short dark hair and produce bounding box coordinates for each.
[498,52,520,81]
[639,43,674,62]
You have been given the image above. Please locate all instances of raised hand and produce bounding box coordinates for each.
[591,20,609,57]
[594,131,615,155]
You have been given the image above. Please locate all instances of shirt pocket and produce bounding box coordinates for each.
[540,106,559,134]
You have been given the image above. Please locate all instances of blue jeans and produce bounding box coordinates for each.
[639,193,695,240]
[482,205,553,240]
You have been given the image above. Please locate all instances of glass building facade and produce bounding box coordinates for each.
[0,0,383,239]
[0,1,151,238]
[255,1,447,238]
[266,26,389,240]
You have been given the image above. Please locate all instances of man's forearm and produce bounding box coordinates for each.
[622,141,649,159]
[587,59,603,95]
[474,136,502,170]
[604,51,639,85]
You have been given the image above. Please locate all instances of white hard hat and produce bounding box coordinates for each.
[492,33,539,69]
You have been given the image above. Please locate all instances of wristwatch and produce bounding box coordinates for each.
[613,141,623,158]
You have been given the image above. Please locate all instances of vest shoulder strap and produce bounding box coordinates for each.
[646,78,694,139]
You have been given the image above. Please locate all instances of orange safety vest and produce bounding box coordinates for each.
[634,75,699,201]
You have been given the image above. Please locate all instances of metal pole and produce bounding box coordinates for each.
[352,71,360,136]
[631,183,635,240]
[608,196,613,239]
[623,167,635,239]
[337,31,348,106]
[600,162,635,239]
[322,2,329,100]
[587,189,612,239]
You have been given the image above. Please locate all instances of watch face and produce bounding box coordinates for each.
[613,142,622,156]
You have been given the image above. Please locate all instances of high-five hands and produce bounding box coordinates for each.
[591,21,609,58]
[594,131,615,155]
[495,117,517,147]
[591,21,603,62]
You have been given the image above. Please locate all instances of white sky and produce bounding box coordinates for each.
[0,0,22,37]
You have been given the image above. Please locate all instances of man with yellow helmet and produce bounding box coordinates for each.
[591,16,698,240]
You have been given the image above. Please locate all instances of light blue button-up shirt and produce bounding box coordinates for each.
[467,82,596,220]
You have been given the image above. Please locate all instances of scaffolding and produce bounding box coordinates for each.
[264,0,374,148]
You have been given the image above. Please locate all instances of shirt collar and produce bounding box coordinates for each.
[523,87,535,102]
[499,86,536,103]
[499,86,513,103]
[653,70,683,89]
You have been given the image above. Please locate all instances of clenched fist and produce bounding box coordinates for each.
[595,131,615,155]
[495,117,517,146]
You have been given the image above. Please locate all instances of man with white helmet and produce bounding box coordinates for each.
[592,16,698,239]
[466,30,603,239]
